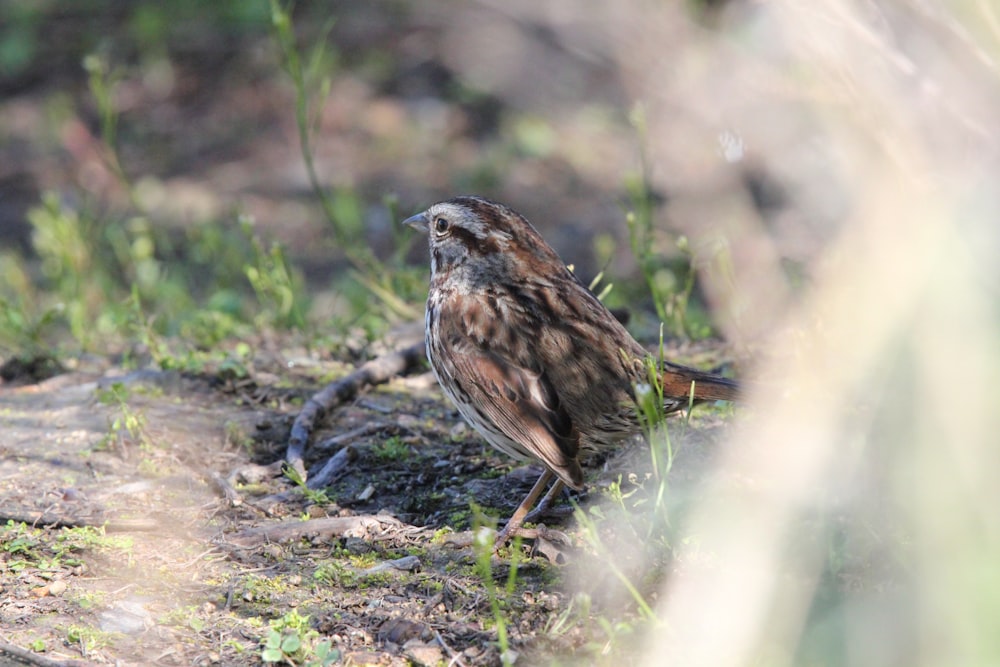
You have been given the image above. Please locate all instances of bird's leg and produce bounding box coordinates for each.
[522,479,566,525]
[495,469,554,548]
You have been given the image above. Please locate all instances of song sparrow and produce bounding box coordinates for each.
[405,196,738,544]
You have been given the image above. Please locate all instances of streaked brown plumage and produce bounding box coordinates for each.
[405,196,738,544]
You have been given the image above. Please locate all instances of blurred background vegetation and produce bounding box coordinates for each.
[1,0,749,381]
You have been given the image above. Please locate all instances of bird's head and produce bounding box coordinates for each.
[404,196,564,285]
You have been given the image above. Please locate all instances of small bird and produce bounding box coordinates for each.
[405,196,738,546]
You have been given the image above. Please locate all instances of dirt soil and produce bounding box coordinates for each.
[0,337,736,666]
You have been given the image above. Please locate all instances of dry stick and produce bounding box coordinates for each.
[0,511,160,532]
[209,471,244,506]
[256,445,359,509]
[226,514,420,547]
[359,554,421,576]
[435,630,470,667]
[306,444,358,490]
[313,422,392,454]
[0,641,76,667]
[287,338,426,479]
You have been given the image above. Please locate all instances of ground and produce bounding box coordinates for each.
[0,337,737,666]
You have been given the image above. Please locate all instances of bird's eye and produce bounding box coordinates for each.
[434,217,450,235]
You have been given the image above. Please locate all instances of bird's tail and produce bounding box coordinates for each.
[660,362,740,403]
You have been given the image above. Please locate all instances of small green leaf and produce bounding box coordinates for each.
[280,633,301,653]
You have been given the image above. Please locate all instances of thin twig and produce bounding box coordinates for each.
[209,471,243,506]
[313,423,388,453]
[435,630,470,667]
[287,336,425,478]
[306,445,358,490]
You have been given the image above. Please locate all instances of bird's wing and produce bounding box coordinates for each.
[447,349,584,489]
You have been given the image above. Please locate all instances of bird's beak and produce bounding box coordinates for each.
[403,211,429,233]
